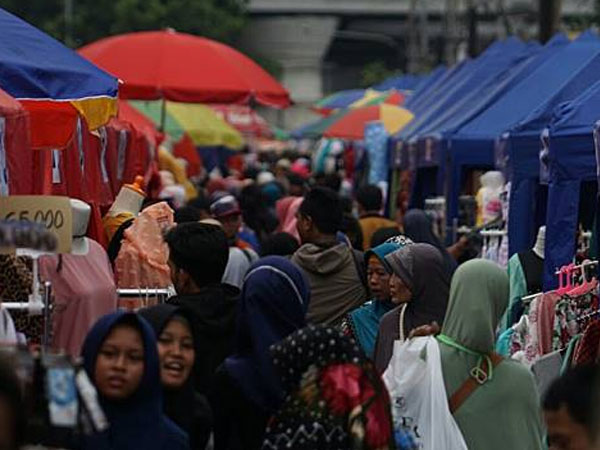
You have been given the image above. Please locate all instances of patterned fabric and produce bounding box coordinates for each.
[0,255,51,345]
[262,325,395,450]
[573,320,600,366]
[523,297,542,366]
[552,294,596,352]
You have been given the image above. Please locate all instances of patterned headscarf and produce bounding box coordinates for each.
[262,325,395,450]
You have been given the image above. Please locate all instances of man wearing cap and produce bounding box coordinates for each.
[210,194,258,289]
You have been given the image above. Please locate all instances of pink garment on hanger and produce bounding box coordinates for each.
[40,239,118,356]
[536,291,561,355]
[275,196,302,242]
[115,202,173,288]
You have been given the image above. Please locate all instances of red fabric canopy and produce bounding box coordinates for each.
[0,88,32,195]
[79,30,291,108]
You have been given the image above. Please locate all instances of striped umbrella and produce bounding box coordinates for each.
[294,104,414,140]
[129,100,244,150]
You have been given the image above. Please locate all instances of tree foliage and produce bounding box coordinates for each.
[1,0,248,47]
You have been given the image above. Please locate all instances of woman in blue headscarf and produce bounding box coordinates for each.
[212,256,310,450]
[81,311,189,450]
[341,235,413,358]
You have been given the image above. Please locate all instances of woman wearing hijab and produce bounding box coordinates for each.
[262,325,397,450]
[139,304,212,450]
[342,235,413,358]
[402,209,457,273]
[373,243,450,373]
[81,311,189,450]
[436,259,544,449]
[212,256,310,450]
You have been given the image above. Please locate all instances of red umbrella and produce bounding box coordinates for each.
[79,30,290,108]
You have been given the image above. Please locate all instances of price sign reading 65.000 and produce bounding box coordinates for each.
[0,196,73,253]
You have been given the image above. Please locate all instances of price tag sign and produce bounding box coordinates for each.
[0,196,72,253]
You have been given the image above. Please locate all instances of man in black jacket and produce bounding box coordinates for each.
[164,222,239,395]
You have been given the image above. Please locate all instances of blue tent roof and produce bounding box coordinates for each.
[454,31,600,142]
[544,79,600,288]
[0,8,118,100]
[405,59,472,114]
[399,37,531,140]
[404,65,446,108]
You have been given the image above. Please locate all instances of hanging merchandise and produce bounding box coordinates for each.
[1,347,108,448]
[39,200,118,356]
[476,171,505,226]
[383,337,468,450]
[114,201,174,309]
[365,120,390,188]
[497,259,600,393]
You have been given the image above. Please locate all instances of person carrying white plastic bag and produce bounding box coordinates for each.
[383,336,468,450]
[385,260,545,450]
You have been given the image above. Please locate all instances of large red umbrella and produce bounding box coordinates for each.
[79,30,290,108]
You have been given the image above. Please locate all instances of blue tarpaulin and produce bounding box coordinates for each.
[544,79,600,288]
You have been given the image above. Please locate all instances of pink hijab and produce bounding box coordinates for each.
[276,196,302,242]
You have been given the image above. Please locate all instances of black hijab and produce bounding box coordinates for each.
[373,243,451,373]
[403,209,457,273]
[139,304,211,450]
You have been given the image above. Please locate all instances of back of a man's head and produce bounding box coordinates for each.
[164,222,229,288]
[299,186,343,237]
[174,206,201,224]
[356,185,383,213]
[544,365,597,449]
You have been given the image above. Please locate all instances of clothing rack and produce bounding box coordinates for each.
[554,260,598,275]
[116,288,172,306]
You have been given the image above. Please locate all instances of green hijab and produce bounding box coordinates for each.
[439,259,544,450]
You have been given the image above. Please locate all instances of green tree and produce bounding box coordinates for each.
[360,61,399,88]
[0,0,248,47]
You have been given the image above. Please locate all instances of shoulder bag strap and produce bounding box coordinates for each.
[448,352,504,414]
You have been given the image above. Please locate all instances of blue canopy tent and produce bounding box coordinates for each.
[408,35,567,211]
[499,31,600,258]
[544,79,600,288]
[395,38,535,208]
[448,32,600,252]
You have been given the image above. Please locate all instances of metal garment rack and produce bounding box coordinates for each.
[522,260,599,304]
[116,288,172,305]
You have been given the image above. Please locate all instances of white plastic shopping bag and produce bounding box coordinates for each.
[382,336,468,450]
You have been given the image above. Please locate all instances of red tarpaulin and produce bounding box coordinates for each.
[0,88,31,195]
[79,30,291,107]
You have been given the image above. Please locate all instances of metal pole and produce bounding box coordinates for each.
[160,98,167,132]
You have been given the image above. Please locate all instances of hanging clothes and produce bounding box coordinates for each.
[114,202,173,290]
[40,239,118,356]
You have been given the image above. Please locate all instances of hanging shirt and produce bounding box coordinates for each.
[40,239,118,356]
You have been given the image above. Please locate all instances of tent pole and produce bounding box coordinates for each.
[160,98,167,132]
